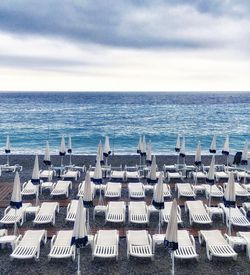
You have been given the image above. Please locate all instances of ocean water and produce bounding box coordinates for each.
[0,92,250,155]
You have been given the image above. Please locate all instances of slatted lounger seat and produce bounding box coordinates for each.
[161,202,182,225]
[51,180,72,198]
[237,232,250,260]
[126,171,140,181]
[61,170,80,181]
[39,170,54,180]
[21,181,39,197]
[174,230,199,260]
[104,182,122,198]
[127,230,153,259]
[185,200,212,226]
[48,230,75,260]
[128,182,145,199]
[66,200,86,222]
[105,201,126,224]
[33,202,59,226]
[223,182,250,197]
[176,183,196,199]
[77,181,96,198]
[10,230,47,260]
[0,203,31,226]
[110,170,125,181]
[199,230,237,261]
[128,201,149,225]
[92,230,119,261]
[219,203,250,228]
[202,184,224,199]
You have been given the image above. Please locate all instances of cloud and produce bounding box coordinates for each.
[0,0,249,50]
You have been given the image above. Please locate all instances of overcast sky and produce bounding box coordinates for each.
[0,0,250,92]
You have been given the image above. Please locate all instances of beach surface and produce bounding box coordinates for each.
[0,154,249,275]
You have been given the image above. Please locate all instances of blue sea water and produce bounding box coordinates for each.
[0,92,250,155]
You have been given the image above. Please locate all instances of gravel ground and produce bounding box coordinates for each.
[0,154,250,275]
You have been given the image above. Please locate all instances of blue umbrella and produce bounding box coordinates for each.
[206,155,215,207]
[31,155,40,206]
[68,135,72,165]
[209,135,216,154]
[83,171,93,233]
[59,135,66,166]
[10,172,22,235]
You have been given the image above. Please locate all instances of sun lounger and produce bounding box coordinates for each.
[176,183,196,199]
[39,169,54,180]
[191,171,207,182]
[219,203,250,228]
[0,203,31,226]
[77,181,96,198]
[65,200,86,222]
[104,182,122,198]
[237,232,250,260]
[199,230,237,261]
[128,201,149,225]
[92,230,119,261]
[126,171,140,181]
[0,164,22,173]
[158,184,171,198]
[126,230,153,259]
[236,171,250,182]
[61,169,80,181]
[202,184,224,199]
[160,201,182,225]
[185,200,212,226]
[166,172,184,182]
[51,180,72,198]
[223,182,250,197]
[128,182,145,199]
[174,230,199,260]
[215,171,229,182]
[10,230,47,260]
[33,202,59,226]
[21,181,39,197]
[105,201,126,224]
[48,230,75,260]
[110,170,125,181]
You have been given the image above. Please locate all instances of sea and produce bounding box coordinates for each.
[0,92,250,155]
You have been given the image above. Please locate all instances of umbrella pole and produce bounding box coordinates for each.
[14,209,17,236]
[77,248,81,275]
[226,156,228,171]
[171,251,175,275]
[228,207,232,236]
[177,154,179,168]
[209,185,212,207]
[158,211,161,234]
[7,154,9,166]
[69,153,72,166]
[98,187,103,206]
[61,156,64,167]
[87,208,90,234]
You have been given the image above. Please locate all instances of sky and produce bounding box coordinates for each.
[0,0,250,92]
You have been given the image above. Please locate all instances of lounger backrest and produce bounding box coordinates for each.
[107,182,121,191]
[178,183,192,191]
[177,230,192,246]
[96,230,117,246]
[54,230,73,246]
[39,202,57,214]
[19,230,44,246]
[108,201,124,213]
[201,230,227,246]
[128,230,149,245]
[130,202,146,213]
[25,181,37,189]
[129,182,143,191]
[69,200,78,212]
[187,201,206,215]
[163,202,173,214]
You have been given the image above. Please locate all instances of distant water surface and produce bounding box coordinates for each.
[0,92,249,154]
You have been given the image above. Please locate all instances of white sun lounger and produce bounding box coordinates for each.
[202,184,224,199]
[199,230,237,261]
[237,232,250,260]
[128,201,149,225]
[126,171,140,181]
[48,230,75,261]
[128,182,145,199]
[191,171,207,182]
[223,182,250,197]
[161,201,182,225]
[39,169,54,180]
[176,183,196,199]
[154,184,171,198]
[219,203,250,228]
[185,200,212,226]
[174,230,199,260]
[105,201,126,224]
[33,202,59,226]
[21,181,39,197]
[51,180,72,198]
[126,230,153,259]
[237,171,250,182]
[77,181,96,198]
[110,170,125,181]
[61,170,80,181]
[167,172,184,182]
[242,202,250,213]
[10,230,47,260]
[65,200,86,222]
[104,182,122,198]
[215,171,229,182]
[92,230,119,261]
[0,203,31,226]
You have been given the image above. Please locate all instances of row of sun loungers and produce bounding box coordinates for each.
[6,228,250,262]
